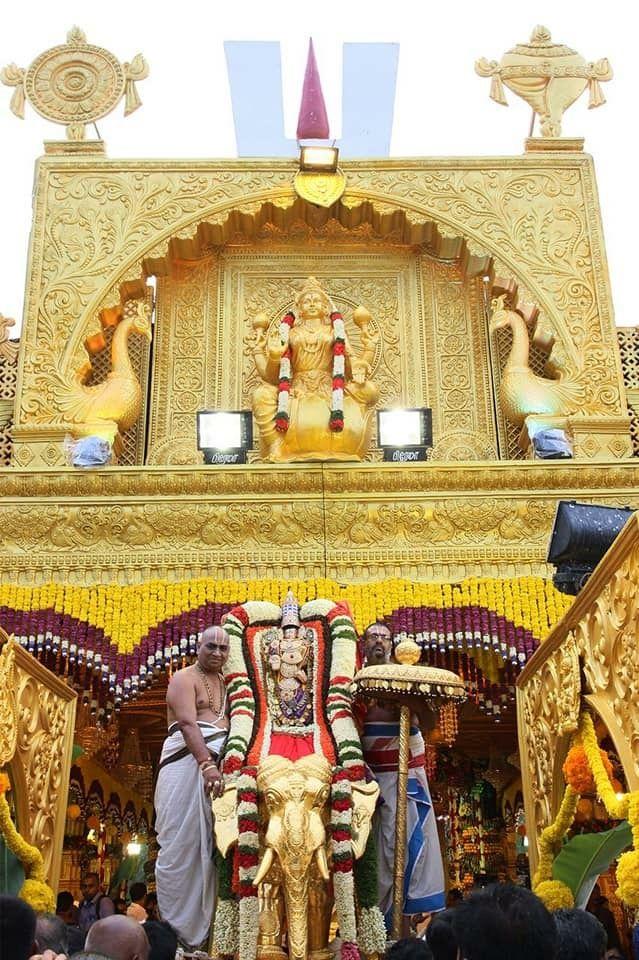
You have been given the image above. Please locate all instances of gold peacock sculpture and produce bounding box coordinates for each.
[53,298,152,442]
[490,295,585,426]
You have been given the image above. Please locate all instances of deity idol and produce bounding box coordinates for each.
[251,276,380,462]
[211,592,384,960]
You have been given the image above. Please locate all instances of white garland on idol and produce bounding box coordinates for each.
[213,898,239,955]
[326,613,365,775]
[357,907,388,955]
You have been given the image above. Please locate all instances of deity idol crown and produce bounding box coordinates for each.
[295,275,331,316]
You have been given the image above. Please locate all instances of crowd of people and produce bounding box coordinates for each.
[2,880,635,960]
[0,879,177,960]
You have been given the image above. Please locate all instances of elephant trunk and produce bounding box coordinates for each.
[283,874,310,960]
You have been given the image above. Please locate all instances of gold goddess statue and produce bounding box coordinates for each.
[251,277,379,462]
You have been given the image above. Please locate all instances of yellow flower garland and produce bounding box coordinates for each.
[533,713,639,912]
[0,575,572,655]
[533,783,580,910]
[580,712,639,908]
[0,772,55,912]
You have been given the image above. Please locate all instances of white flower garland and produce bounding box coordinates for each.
[213,898,239,955]
[239,896,260,960]
[357,906,388,955]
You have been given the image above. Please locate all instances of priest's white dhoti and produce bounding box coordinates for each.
[363,720,445,921]
[154,721,228,948]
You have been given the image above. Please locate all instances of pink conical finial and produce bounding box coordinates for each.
[296,38,330,140]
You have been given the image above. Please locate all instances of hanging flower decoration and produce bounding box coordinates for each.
[0,770,55,912]
[533,711,639,912]
[330,310,346,431]
[563,743,613,795]
[275,311,295,432]
[0,576,572,714]
[532,783,579,910]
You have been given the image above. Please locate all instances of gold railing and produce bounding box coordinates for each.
[516,514,639,874]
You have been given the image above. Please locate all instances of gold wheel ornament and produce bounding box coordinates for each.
[1,27,149,140]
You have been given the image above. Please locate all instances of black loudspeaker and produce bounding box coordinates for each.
[547,501,634,595]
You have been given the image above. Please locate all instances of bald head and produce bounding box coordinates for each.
[197,625,230,673]
[85,915,149,960]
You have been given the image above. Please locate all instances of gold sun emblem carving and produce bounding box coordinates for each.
[1,27,148,140]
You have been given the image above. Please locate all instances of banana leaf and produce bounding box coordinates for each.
[552,821,632,908]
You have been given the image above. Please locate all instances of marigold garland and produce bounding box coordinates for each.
[579,712,639,908]
[0,771,55,912]
[563,744,613,795]
[532,783,579,910]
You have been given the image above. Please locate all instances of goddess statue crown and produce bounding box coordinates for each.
[295,276,330,311]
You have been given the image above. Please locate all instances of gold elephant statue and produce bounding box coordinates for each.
[213,754,378,960]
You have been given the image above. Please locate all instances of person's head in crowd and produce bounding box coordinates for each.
[362,621,393,665]
[143,920,178,960]
[56,890,76,922]
[68,953,115,960]
[85,914,150,960]
[81,872,102,902]
[451,883,557,960]
[128,882,147,906]
[0,894,37,960]
[385,936,434,960]
[554,908,607,960]
[143,892,159,922]
[446,888,463,908]
[34,913,69,955]
[426,910,459,960]
[113,897,128,915]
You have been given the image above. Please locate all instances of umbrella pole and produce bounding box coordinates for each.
[392,704,411,940]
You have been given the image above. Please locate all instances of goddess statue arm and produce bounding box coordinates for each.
[251,313,285,386]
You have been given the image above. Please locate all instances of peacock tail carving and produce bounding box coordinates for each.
[52,299,152,438]
[490,295,585,425]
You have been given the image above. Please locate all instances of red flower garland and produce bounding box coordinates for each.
[275,311,295,432]
[330,311,345,432]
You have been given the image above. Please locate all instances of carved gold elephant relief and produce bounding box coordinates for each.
[212,754,379,960]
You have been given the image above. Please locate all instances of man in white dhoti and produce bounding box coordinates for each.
[361,622,445,932]
[154,625,230,950]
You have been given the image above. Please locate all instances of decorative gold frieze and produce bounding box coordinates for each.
[2,462,639,585]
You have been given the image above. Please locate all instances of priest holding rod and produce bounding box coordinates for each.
[357,622,460,938]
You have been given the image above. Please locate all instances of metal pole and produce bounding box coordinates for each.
[392,704,411,940]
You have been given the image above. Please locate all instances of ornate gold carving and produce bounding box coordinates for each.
[490,296,584,425]
[517,513,639,870]
[294,171,346,208]
[0,641,18,767]
[2,463,639,584]
[1,27,148,140]
[12,157,628,469]
[476,25,612,137]
[0,634,76,888]
[254,754,333,960]
[516,636,581,873]
[0,315,18,466]
[51,298,152,445]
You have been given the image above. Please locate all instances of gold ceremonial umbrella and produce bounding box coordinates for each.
[352,641,466,940]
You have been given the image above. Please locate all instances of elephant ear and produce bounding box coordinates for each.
[351,780,379,859]
[212,785,239,857]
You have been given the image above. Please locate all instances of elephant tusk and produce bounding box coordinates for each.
[314,845,330,881]
[254,846,275,886]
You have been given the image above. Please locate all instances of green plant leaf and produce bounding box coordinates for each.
[553,822,632,908]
